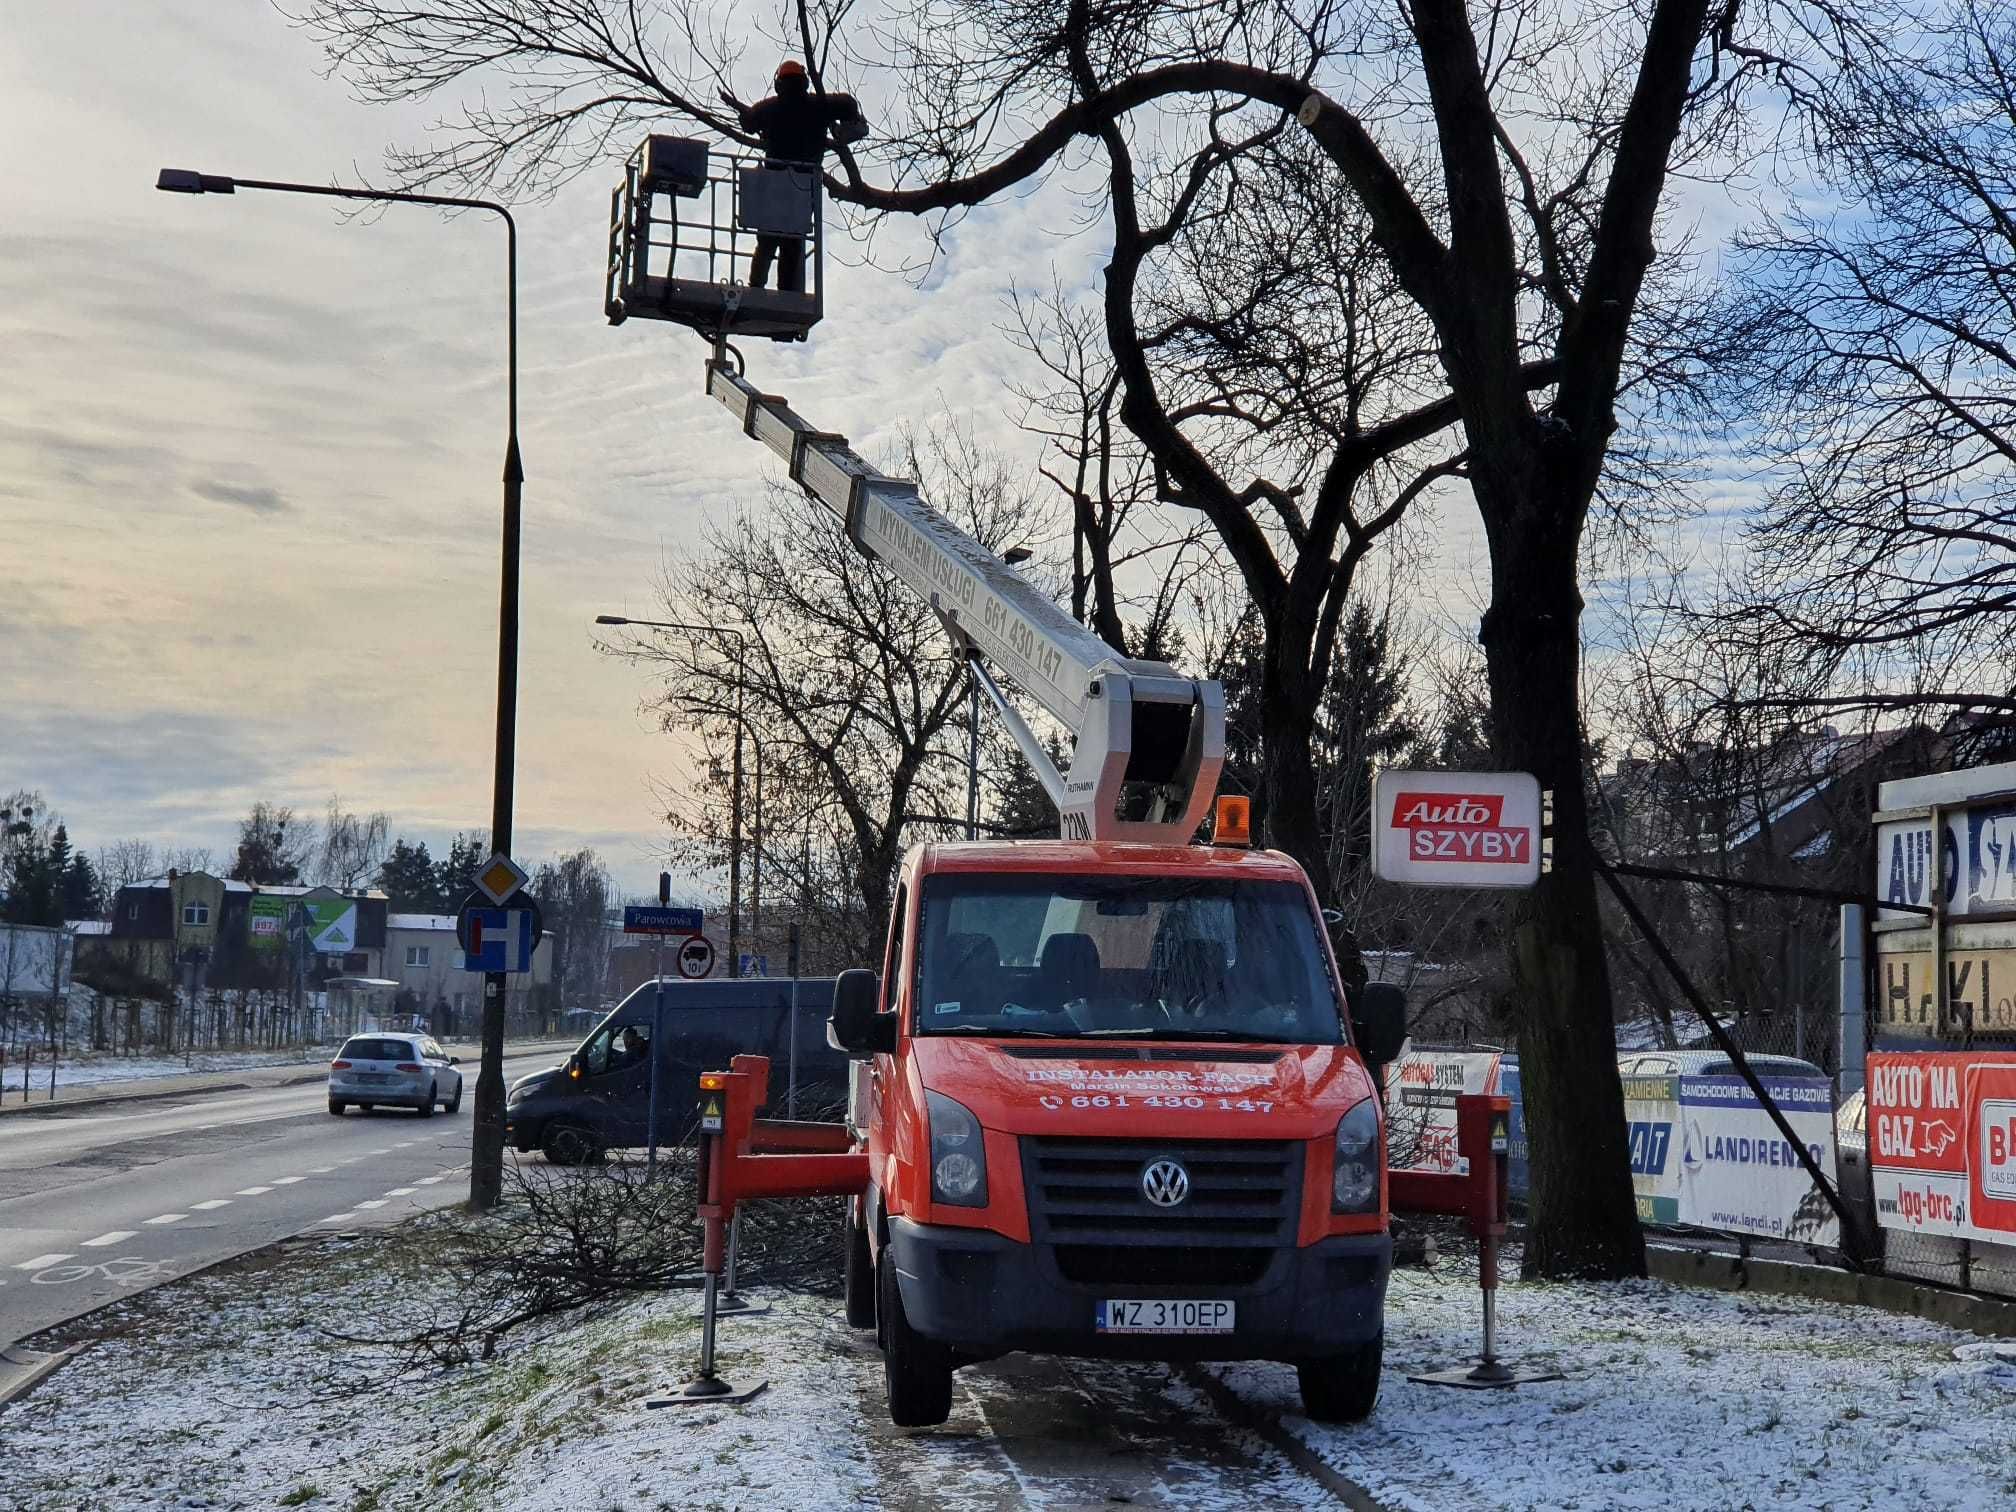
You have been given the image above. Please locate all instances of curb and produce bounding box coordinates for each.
[0,1344,90,1409]
[1647,1244,2016,1336]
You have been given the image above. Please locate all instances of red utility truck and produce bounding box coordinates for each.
[601,194,1402,1428]
[828,838,1404,1426]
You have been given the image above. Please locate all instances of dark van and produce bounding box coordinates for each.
[505,976,843,1163]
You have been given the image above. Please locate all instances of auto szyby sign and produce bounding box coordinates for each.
[1372,770,1543,888]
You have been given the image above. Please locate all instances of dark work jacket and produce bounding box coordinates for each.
[738,85,860,167]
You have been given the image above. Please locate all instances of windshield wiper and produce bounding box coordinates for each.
[925,1024,1076,1038]
[1077,1027,1302,1043]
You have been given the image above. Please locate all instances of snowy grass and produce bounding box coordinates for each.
[1216,1249,2016,1512]
[3,1046,332,1091]
[3,1217,2012,1510]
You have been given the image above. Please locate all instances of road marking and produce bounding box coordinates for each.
[416,1176,445,1186]
[368,1148,392,1155]
[271,1176,305,1185]
[82,1231,137,1248]
[235,1186,273,1196]
[14,1253,73,1271]
[308,1166,335,1174]
[383,1187,417,1197]
[317,1213,357,1225]
[190,1199,231,1211]
[144,1213,188,1226]
[394,1141,416,1148]
[355,1199,388,1210]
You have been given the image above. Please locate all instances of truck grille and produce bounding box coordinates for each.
[1020,1136,1301,1254]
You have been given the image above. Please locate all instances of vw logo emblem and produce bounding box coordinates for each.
[1140,1158,1190,1208]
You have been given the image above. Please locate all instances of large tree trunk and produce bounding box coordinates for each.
[1480,491,1645,1280]
[1258,657,1369,993]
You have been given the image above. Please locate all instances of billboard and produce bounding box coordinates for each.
[246,896,358,955]
[1868,1050,2016,1242]
[1616,1070,1835,1241]
[1385,1049,1505,1176]
[0,923,73,1000]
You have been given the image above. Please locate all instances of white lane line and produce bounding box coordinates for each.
[271,1176,305,1185]
[308,1166,335,1174]
[368,1148,392,1155]
[317,1213,358,1225]
[14,1253,73,1271]
[383,1187,418,1197]
[354,1199,388,1210]
[190,1199,232,1211]
[393,1141,416,1149]
[82,1231,137,1248]
[234,1186,273,1196]
[416,1176,445,1186]
[144,1213,188,1226]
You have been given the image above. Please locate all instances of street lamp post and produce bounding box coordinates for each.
[596,615,761,976]
[157,167,523,1211]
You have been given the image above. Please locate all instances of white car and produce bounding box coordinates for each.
[328,1033,464,1117]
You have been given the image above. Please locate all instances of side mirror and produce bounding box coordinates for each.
[565,1054,585,1083]
[1350,982,1407,1066]
[448,1056,460,1066]
[827,968,895,1057]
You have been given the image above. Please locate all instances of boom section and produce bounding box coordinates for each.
[705,359,1224,843]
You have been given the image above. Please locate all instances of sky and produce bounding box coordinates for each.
[1,3,1774,906]
[0,1,1121,900]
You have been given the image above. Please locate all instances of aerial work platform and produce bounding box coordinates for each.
[606,135,823,341]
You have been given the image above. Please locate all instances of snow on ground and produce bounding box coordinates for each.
[1217,1247,2016,1511]
[0,1046,330,1092]
[1,1219,2012,1511]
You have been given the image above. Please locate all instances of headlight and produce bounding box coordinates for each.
[1332,1097,1381,1213]
[507,1081,530,1105]
[926,1090,988,1208]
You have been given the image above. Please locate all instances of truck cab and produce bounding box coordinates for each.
[829,839,1404,1426]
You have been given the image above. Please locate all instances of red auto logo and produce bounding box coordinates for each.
[1921,1119,1959,1158]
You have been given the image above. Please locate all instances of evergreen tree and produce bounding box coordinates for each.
[434,833,486,907]
[376,838,442,912]
[229,802,307,885]
[61,850,102,920]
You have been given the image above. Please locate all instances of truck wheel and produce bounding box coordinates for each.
[1297,1331,1383,1424]
[878,1249,952,1427]
[843,1200,876,1329]
[540,1120,600,1166]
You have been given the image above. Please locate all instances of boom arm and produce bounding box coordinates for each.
[705,358,1224,843]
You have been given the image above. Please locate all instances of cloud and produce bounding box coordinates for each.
[190,478,287,514]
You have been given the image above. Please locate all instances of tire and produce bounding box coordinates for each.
[327,1097,345,1116]
[1297,1331,1383,1424]
[540,1120,600,1166]
[446,1081,463,1114]
[843,1199,876,1329]
[878,1247,953,1427]
[418,1083,438,1118]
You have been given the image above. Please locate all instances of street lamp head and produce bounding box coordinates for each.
[156,168,237,195]
[594,614,630,625]
[153,168,235,195]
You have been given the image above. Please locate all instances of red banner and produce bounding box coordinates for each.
[1870,1051,2016,1240]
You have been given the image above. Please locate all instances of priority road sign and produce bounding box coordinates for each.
[473,851,529,906]
[625,904,704,935]
[676,935,716,980]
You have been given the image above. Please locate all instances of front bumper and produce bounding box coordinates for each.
[886,1217,1389,1363]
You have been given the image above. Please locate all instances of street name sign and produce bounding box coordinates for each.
[624,905,705,935]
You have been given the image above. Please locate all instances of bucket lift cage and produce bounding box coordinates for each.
[606,136,824,343]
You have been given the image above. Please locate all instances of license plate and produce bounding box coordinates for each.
[353,1073,387,1083]
[1096,1299,1234,1335]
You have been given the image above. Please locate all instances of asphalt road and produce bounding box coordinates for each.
[0,1049,561,1352]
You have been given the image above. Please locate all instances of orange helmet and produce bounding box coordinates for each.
[775,59,807,82]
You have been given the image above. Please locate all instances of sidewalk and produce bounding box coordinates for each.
[0,1037,573,1116]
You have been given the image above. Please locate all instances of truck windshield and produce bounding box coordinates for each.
[914,874,1344,1044]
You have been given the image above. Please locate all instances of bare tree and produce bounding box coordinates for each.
[316,795,391,890]
[291,0,1876,1276]
[98,839,158,890]
[1715,1,2016,722]
[606,425,1047,962]
[229,802,311,886]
